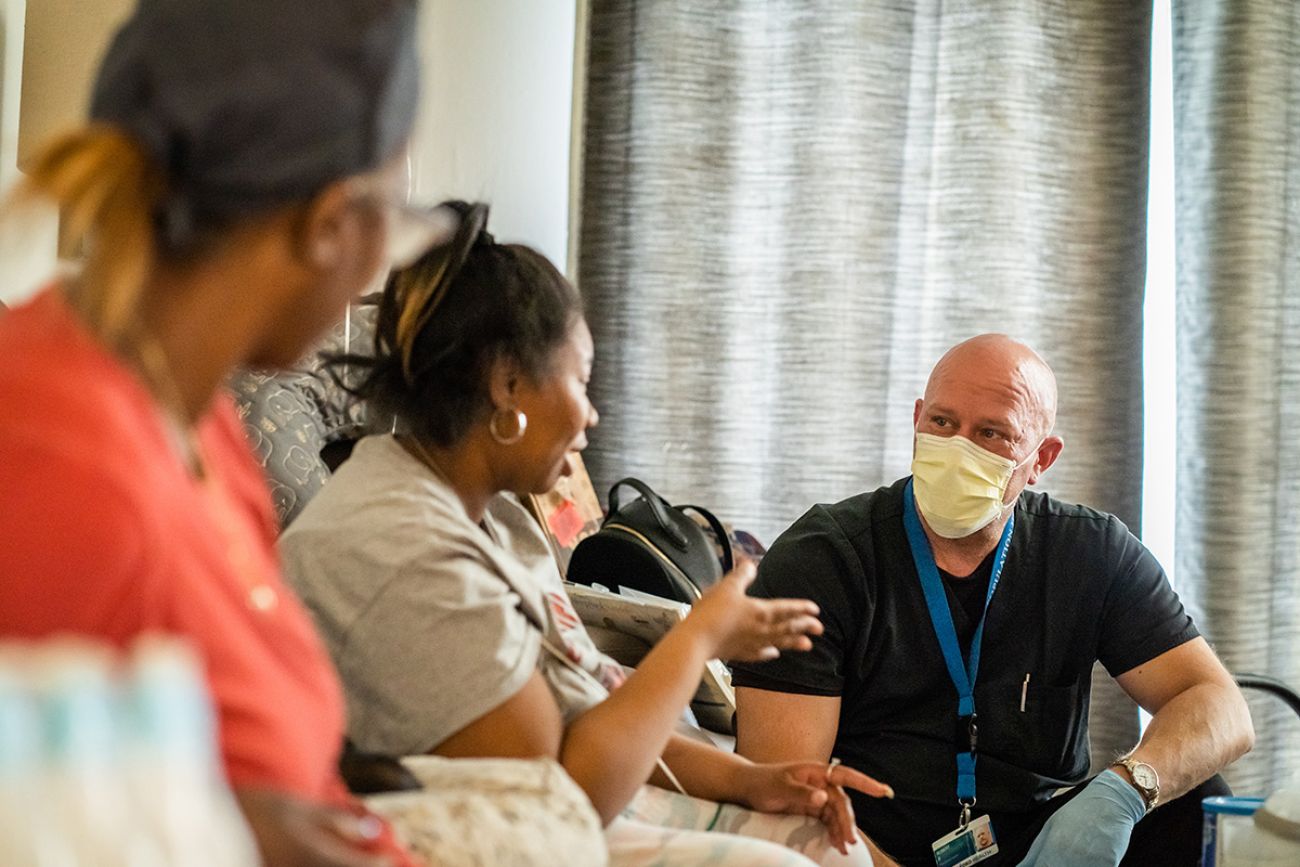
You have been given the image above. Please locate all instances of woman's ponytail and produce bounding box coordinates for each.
[16,125,166,345]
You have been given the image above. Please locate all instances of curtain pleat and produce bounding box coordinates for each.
[1174,0,1300,795]
[580,0,1151,768]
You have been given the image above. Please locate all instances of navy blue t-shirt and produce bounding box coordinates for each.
[731,477,1198,866]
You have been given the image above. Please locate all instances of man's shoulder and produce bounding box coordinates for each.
[787,476,910,546]
[1017,489,1129,540]
[1015,490,1153,583]
[757,478,910,594]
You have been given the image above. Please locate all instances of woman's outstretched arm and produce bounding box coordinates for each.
[434,562,823,824]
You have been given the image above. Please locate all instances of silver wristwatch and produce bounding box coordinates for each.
[1115,757,1161,812]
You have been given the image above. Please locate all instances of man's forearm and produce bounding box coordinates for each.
[1124,681,1254,804]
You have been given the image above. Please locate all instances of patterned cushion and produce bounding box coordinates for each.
[230,371,333,525]
[366,756,606,867]
[229,304,377,528]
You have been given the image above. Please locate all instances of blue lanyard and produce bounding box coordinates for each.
[902,478,1014,808]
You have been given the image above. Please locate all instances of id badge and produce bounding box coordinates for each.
[931,814,998,867]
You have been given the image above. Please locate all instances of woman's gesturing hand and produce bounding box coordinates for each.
[686,559,823,662]
[736,760,895,855]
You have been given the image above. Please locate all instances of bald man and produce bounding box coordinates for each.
[732,335,1253,867]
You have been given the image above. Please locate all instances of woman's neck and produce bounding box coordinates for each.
[402,434,500,524]
[155,264,295,421]
[124,218,300,423]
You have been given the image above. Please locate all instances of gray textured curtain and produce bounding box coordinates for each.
[579,1,1153,765]
[1175,0,1300,795]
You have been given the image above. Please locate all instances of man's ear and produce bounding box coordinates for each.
[1028,435,1065,485]
[913,398,924,428]
[487,353,523,410]
[294,181,356,271]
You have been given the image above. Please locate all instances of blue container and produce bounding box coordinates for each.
[1203,796,1266,866]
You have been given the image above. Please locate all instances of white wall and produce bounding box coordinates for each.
[411,0,579,272]
[0,0,24,194]
[0,0,583,307]
[0,0,58,308]
[0,0,70,308]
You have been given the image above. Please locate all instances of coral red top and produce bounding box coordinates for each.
[0,290,413,862]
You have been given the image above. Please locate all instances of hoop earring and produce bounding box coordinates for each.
[489,408,527,445]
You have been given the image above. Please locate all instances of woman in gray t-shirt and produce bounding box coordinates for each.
[282,202,892,866]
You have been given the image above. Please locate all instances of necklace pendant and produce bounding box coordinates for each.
[248,584,279,612]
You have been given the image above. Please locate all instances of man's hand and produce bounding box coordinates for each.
[235,788,400,867]
[1017,770,1146,867]
[734,760,894,855]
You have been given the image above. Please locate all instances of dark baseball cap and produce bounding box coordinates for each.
[90,0,422,244]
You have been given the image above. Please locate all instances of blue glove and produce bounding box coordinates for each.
[1016,770,1146,867]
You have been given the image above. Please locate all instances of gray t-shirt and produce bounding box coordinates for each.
[279,435,614,756]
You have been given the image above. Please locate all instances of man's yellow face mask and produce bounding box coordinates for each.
[911,433,1038,539]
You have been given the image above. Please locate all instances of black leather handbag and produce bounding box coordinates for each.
[566,478,733,603]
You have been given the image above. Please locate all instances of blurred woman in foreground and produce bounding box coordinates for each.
[0,1,459,863]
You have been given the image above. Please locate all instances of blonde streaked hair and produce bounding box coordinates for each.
[11,125,166,346]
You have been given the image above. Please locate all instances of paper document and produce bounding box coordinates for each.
[564,582,687,646]
[563,582,736,733]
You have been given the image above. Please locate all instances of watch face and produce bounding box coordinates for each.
[1132,764,1158,789]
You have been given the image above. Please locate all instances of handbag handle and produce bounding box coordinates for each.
[679,505,734,573]
[608,478,689,549]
